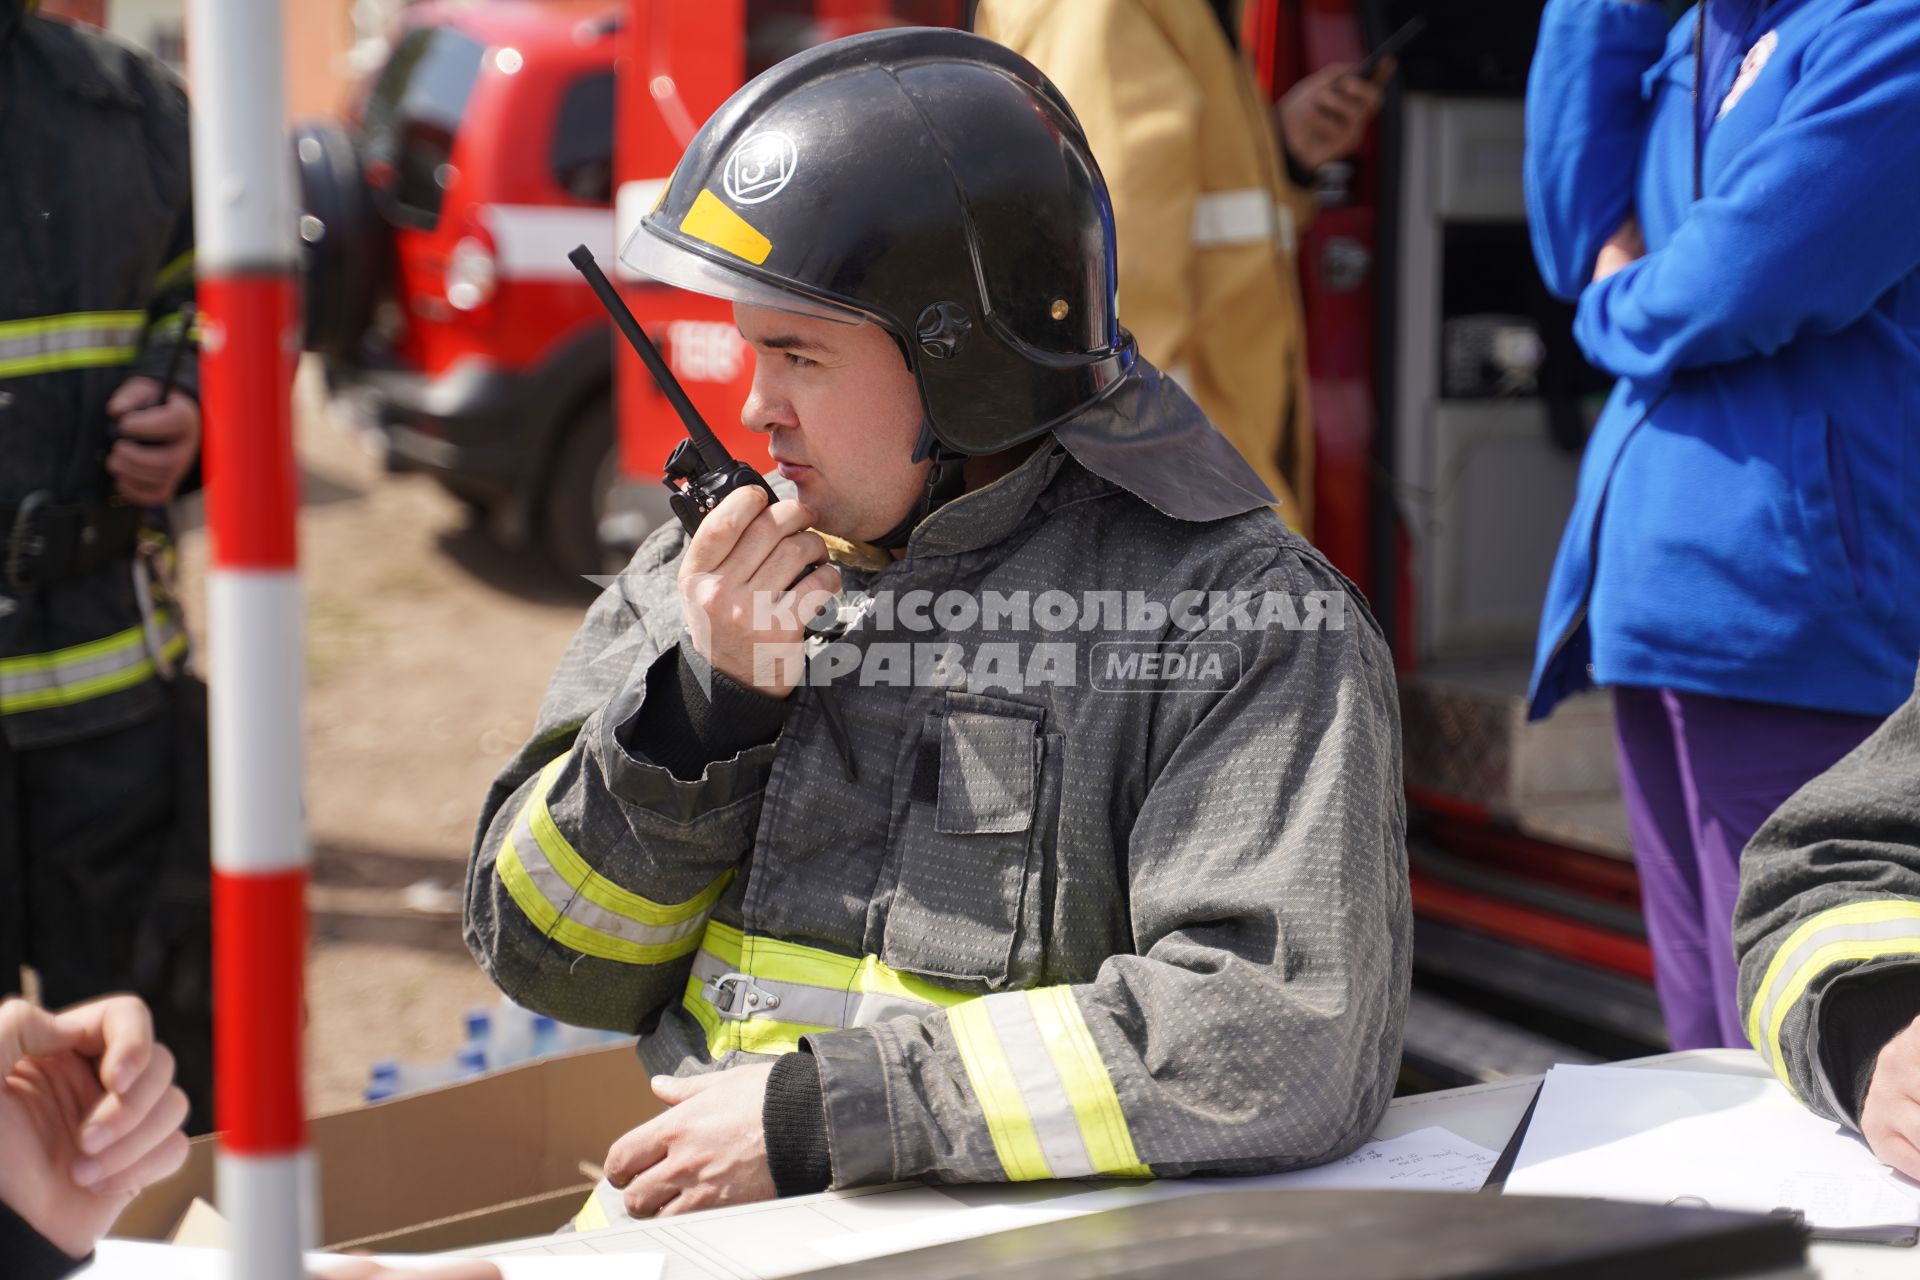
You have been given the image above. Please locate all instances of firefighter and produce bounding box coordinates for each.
[1525,0,1920,1050]
[1735,665,1920,1181]
[465,29,1408,1214]
[973,0,1389,538]
[0,1,212,1130]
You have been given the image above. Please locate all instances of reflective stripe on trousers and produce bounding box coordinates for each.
[1745,899,1920,1093]
[681,921,1150,1180]
[496,752,732,965]
[0,609,189,715]
[0,311,146,378]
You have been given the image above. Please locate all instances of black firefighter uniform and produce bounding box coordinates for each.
[0,8,210,1124]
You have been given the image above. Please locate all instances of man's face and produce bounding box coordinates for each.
[734,302,928,543]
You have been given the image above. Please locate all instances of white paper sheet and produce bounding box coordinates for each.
[78,1240,661,1280]
[1504,1064,1920,1230]
[475,1127,1496,1278]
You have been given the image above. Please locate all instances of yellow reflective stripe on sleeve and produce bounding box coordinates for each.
[0,310,145,378]
[495,753,731,965]
[950,989,1150,1182]
[0,618,186,715]
[525,756,730,927]
[1028,987,1150,1178]
[153,249,196,293]
[948,998,1055,1182]
[1748,899,1920,1094]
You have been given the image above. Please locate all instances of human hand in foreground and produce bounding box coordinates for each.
[1593,215,1645,283]
[1860,1014,1920,1181]
[604,1065,778,1217]
[1278,61,1391,172]
[678,486,839,696]
[0,995,190,1259]
[106,377,200,506]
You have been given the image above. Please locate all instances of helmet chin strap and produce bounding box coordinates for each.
[870,418,967,551]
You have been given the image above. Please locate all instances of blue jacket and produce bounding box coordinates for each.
[1524,0,1920,721]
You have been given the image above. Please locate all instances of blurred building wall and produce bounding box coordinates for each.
[42,0,365,119]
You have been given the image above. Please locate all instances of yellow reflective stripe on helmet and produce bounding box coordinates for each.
[950,989,1150,1182]
[0,618,186,715]
[680,189,772,265]
[1748,899,1920,1095]
[0,311,145,378]
[495,753,731,965]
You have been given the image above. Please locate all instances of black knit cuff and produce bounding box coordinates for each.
[1816,964,1920,1126]
[0,1200,88,1280]
[617,645,789,782]
[764,1050,833,1196]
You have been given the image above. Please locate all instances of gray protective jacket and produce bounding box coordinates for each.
[465,373,1410,1188]
[1736,666,1920,1126]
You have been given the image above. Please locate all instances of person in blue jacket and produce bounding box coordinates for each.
[1524,0,1920,1050]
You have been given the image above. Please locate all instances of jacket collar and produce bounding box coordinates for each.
[905,438,1073,559]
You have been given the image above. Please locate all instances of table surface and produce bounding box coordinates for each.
[1380,1048,1911,1279]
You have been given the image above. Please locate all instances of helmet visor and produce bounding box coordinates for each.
[620,221,861,325]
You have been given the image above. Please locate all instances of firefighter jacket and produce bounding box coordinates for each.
[974,0,1318,536]
[0,15,197,748]
[465,373,1411,1188]
[1735,664,1920,1128]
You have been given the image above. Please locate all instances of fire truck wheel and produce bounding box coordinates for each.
[542,395,620,580]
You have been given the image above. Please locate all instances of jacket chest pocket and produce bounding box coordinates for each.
[880,695,1053,991]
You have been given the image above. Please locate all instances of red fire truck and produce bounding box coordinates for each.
[297,0,1658,1085]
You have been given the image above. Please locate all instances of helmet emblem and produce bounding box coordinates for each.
[723,131,799,205]
[916,302,973,360]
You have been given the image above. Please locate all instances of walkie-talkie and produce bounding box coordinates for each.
[567,245,774,535]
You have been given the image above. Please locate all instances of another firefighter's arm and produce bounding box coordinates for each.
[1522,0,1670,301]
[1575,3,1920,383]
[132,64,200,404]
[806,560,1410,1187]
[1734,669,1920,1142]
[981,0,1204,373]
[464,528,782,1033]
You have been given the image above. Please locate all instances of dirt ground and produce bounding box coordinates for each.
[175,360,595,1113]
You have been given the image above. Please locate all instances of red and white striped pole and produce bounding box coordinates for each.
[185,0,310,1274]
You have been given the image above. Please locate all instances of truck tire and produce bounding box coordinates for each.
[292,120,388,359]
[542,396,620,581]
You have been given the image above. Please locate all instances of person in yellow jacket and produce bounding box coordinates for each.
[974,0,1386,537]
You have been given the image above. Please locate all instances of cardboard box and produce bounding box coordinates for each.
[113,1042,661,1253]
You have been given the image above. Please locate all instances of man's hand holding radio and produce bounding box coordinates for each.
[678,486,842,698]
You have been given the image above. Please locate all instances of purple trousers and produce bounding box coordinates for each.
[1613,687,1882,1050]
